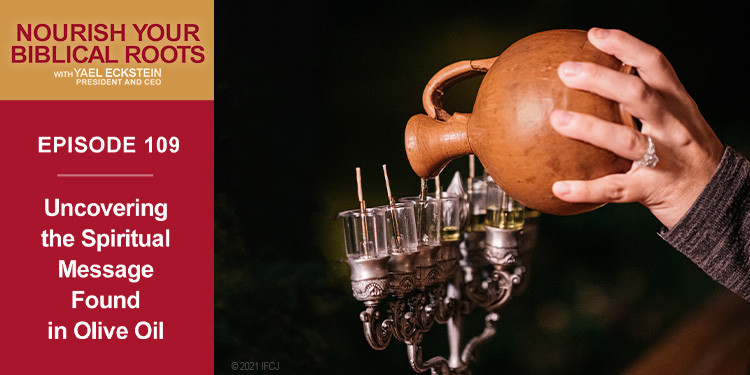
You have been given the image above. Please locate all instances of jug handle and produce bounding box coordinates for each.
[422,57,497,120]
[404,57,497,179]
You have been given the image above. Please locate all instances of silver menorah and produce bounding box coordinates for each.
[340,171,537,375]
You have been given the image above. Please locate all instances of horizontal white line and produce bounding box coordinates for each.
[57,174,154,178]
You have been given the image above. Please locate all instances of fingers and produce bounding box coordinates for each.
[549,109,650,161]
[552,174,642,204]
[586,28,681,92]
[558,60,668,125]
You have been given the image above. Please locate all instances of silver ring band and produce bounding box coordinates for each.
[636,135,659,168]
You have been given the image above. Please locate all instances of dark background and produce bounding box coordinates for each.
[215,1,750,374]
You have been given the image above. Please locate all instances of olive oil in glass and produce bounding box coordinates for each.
[440,226,461,242]
[466,212,487,232]
[485,205,524,230]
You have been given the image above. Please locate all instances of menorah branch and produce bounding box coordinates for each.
[360,306,393,350]
[407,341,452,375]
[461,312,499,365]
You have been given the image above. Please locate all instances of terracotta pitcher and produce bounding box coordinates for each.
[405,29,636,215]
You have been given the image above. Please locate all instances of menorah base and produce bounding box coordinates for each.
[350,227,533,375]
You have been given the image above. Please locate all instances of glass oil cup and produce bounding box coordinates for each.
[432,195,461,281]
[467,177,488,232]
[462,176,489,275]
[399,196,440,288]
[339,208,390,304]
[484,181,525,268]
[485,181,524,231]
[378,202,419,297]
[399,195,461,285]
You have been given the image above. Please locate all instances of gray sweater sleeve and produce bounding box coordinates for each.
[660,147,750,301]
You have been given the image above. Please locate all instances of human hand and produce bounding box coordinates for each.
[549,28,724,228]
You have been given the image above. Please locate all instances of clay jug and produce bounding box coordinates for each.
[405,29,636,215]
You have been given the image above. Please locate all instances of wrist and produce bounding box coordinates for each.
[655,146,727,229]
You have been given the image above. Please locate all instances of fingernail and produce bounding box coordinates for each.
[553,182,571,195]
[560,62,582,76]
[592,28,609,39]
[551,110,573,126]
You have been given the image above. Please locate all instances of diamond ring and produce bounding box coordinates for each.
[636,135,659,168]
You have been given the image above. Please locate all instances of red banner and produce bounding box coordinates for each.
[0,100,213,373]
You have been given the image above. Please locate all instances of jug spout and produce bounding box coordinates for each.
[405,112,473,179]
